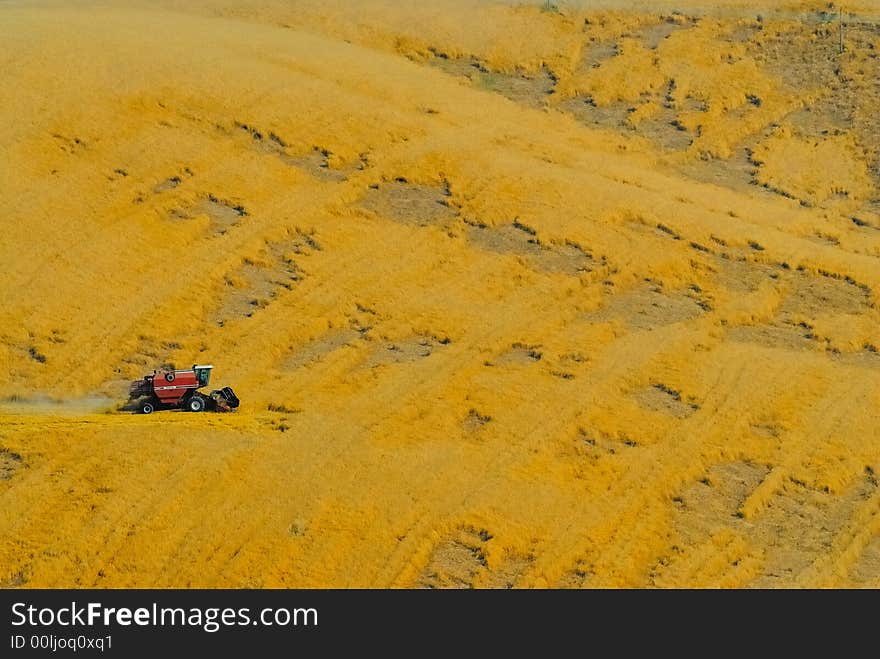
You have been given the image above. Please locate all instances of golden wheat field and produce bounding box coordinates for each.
[1,0,879,588]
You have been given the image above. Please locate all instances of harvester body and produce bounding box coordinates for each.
[127,364,239,414]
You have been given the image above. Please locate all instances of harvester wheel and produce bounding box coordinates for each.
[141,401,154,414]
[188,395,205,412]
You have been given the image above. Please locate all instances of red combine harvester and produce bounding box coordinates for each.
[127,364,240,414]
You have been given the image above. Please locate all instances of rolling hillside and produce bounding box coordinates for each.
[1,0,879,587]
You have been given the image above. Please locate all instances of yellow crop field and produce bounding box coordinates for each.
[1,0,879,588]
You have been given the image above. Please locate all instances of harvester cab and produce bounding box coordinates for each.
[193,365,212,387]
[127,363,240,414]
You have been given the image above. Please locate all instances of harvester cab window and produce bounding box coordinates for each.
[194,367,211,386]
